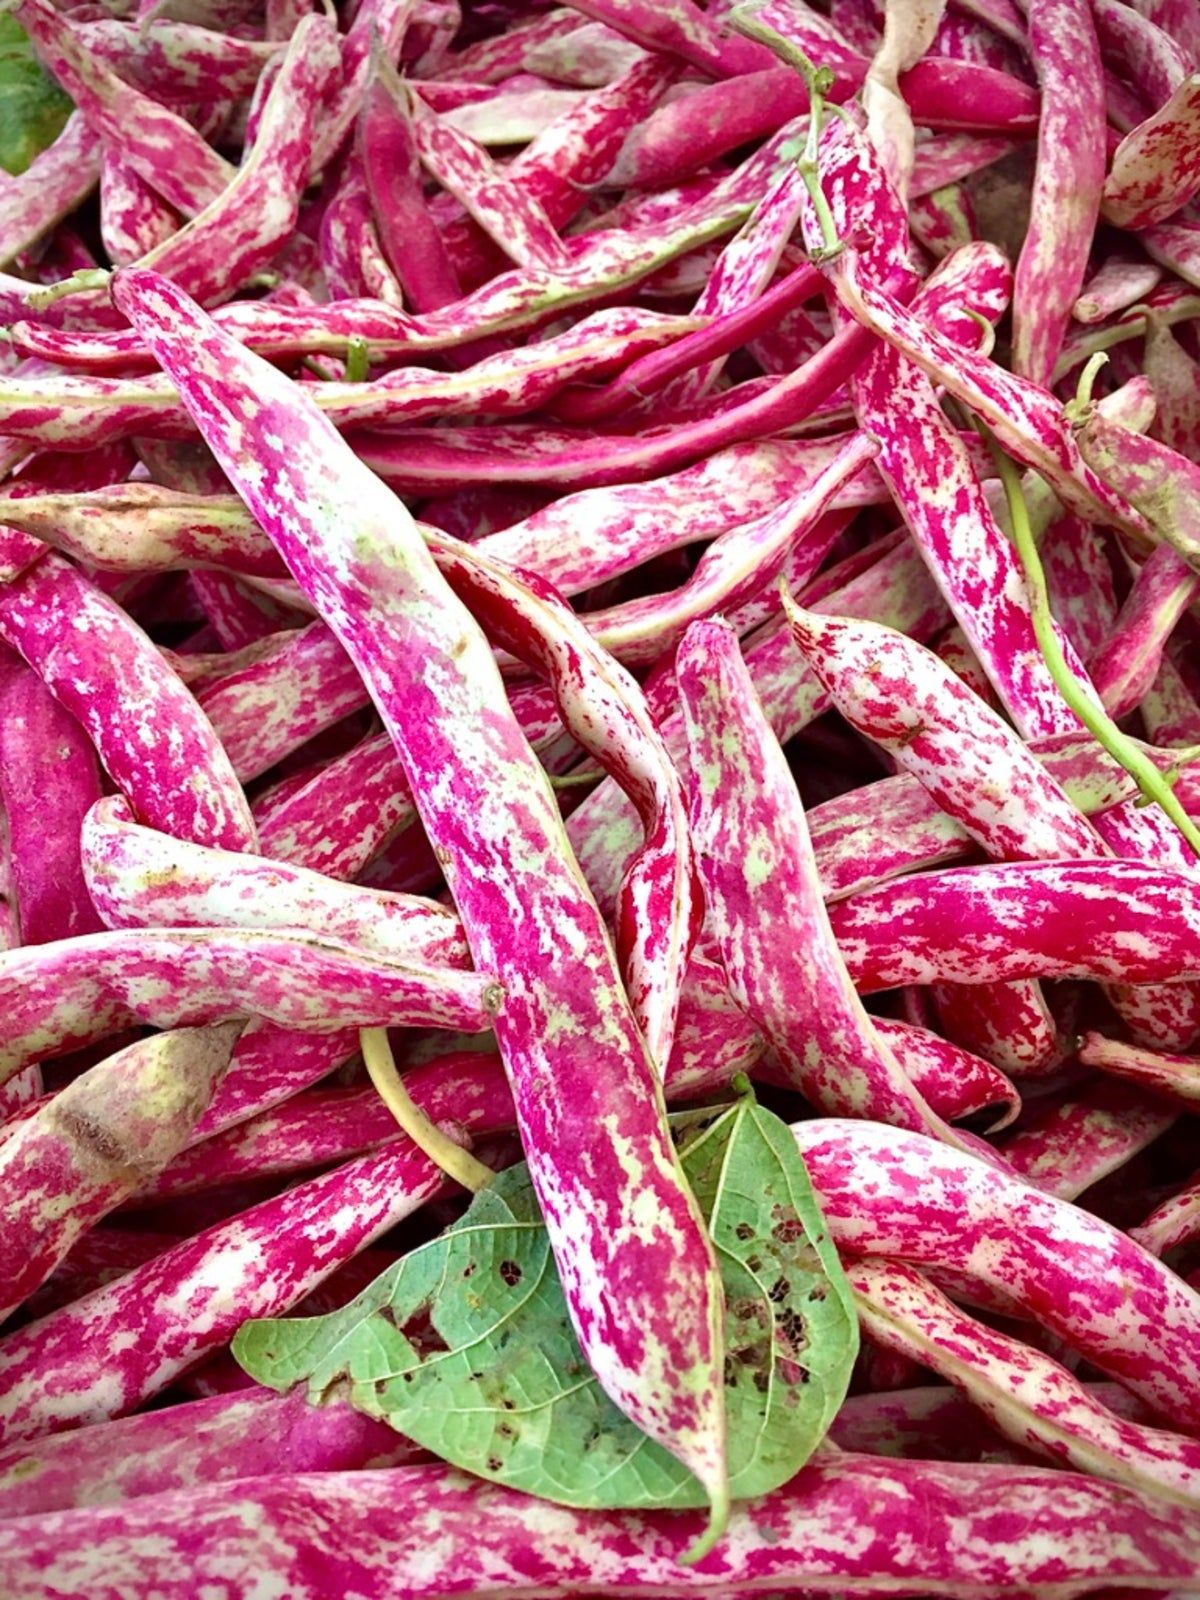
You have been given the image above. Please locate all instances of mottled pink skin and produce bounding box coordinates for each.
[0,660,103,944]
[871,1018,1020,1129]
[827,858,1200,991]
[830,258,1154,542]
[0,1024,237,1326]
[425,533,698,1075]
[0,1128,461,1445]
[1073,254,1166,323]
[74,19,280,101]
[851,1257,1200,1505]
[808,729,1168,901]
[998,1079,1176,1200]
[2,1453,1200,1597]
[12,0,234,219]
[360,59,463,311]
[0,554,255,851]
[1090,544,1200,717]
[586,435,876,669]
[1144,651,1200,746]
[1095,0,1192,105]
[1080,1030,1200,1106]
[559,263,823,427]
[568,539,949,925]
[0,114,102,271]
[0,926,496,1084]
[796,1117,1200,1426]
[196,622,371,783]
[0,484,284,577]
[319,155,404,306]
[81,794,470,968]
[408,90,571,272]
[1133,1170,1200,1257]
[0,1386,423,1521]
[193,1021,359,1142]
[114,270,727,1509]
[1142,215,1200,287]
[1076,406,1200,566]
[786,607,1104,860]
[1103,75,1200,227]
[553,0,771,78]
[1010,0,1106,384]
[98,151,177,267]
[307,0,422,180]
[677,619,964,1144]
[0,310,712,445]
[479,434,883,599]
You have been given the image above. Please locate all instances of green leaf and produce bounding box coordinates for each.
[0,16,73,177]
[234,1099,858,1511]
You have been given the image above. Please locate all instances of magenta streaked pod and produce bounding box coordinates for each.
[0,659,104,944]
[80,794,471,968]
[0,926,499,1083]
[676,618,971,1146]
[871,1017,1020,1130]
[1080,1030,1200,1106]
[193,1021,360,1142]
[0,553,255,851]
[1,1452,1200,1597]
[125,15,341,310]
[997,1078,1176,1199]
[1132,1172,1200,1258]
[98,150,178,268]
[1074,404,1200,569]
[0,1131,461,1446]
[0,113,102,271]
[795,1117,1200,1425]
[1102,72,1200,228]
[112,268,729,1532]
[1010,0,1106,385]
[827,858,1200,991]
[195,622,369,783]
[1089,544,1200,718]
[0,1385,424,1521]
[568,538,949,926]
[851,1255,1200,1506]
[0,1023,239,1327]
[828,253,1153,543]
[0,483,283,576]
[1073,251,1165,323]
[75,18,281,101]
[11,0,235,218]
[782,603,1104,860]
[307,0,423,179]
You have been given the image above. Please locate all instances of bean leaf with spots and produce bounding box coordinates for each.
[232,1096,858,1510]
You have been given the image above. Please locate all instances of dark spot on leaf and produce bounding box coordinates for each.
[807,1283,828,1303]
[487,1456,503,1472]
[502,1398,516,1410]
[372,1379,388,1396]
[377,1305,398,1327]
[402,1372,414,1383]
[746,1255,763,1274]
[768,1277,789,1304]
[499,1260,523,1287]
[497,1422,516,1440]
[724,1357,738,1387]
[779,1308,809,1350]
[753,1371,770,1394]
[732,1297,760,1322]
[398,1301,449,1359]
[462,1263,476,1279]
[772,1213,805,1244]
[735,1222,754,1241]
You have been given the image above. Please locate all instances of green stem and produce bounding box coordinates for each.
[1062,351,1108,427]
[345,336,371,383]
[24,268,111,311]
[360,1026,495,1192]
[982,422,1200,858]
[728,5,839,258]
